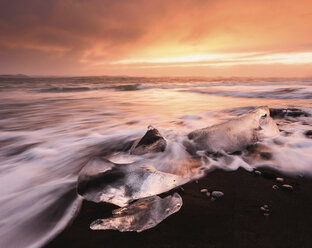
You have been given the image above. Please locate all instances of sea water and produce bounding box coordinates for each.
[0,76,311,248]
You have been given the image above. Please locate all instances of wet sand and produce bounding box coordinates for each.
[46,167,312,248]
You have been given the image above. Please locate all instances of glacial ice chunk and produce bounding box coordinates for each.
[90,193,182,232]
[187,106,280,153]
[77,157,188,206]
[129,126,167,155]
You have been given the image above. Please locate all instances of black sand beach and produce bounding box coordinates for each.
[46,167,312,248]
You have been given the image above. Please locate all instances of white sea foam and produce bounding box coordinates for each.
[0,76,311,247]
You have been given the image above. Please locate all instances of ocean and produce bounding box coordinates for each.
[0,76,312,248]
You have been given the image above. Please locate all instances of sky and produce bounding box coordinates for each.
[0,0,312,77]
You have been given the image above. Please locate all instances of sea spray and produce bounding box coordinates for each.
[0,76,311,247]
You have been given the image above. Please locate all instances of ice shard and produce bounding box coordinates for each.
[77,158,188,207]
[187,106,280,153]
[90,193,182,232]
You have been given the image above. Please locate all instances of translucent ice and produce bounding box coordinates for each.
[77,158,188,206]
[187,106,280,153]
[90,193,182,232]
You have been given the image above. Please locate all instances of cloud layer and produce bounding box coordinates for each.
[0,0,311,76]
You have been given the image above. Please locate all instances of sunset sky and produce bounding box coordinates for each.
[0,0,312,77]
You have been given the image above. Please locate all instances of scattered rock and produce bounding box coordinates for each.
[206,192,211,197]
[129,126,167,155]
[276,177,284,182]
[211,191,224,199]
[260,205,270,213]
[260,207,268,212]
[254,170,262,176]
[281,184,294,191]
[269,108,309,119]
[200,189,208,193]
[272,185,279,190]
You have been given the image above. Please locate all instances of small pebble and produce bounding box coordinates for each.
[272,185,279,190]
[260,206,269,212]
[281,184,293,191]
[260,204,270,215]
[276,177,284,182]
[195,180,199,184]
[211,191,224,198]
[180,187,184,192]
[206,192,211,197]
[254,170,262,176]
[200,189,208,193]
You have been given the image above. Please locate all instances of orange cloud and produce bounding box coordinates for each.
[0,0,311,76]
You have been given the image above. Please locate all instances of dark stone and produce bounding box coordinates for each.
[211,191,224,198]
[130,127,167,155]
[269,108,309,119]
[260,205,270,212]
[136,128,163,148]
[281,184,294,191]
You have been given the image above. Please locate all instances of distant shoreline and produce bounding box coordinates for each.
[1,74,312,80]
[0,74,29,78]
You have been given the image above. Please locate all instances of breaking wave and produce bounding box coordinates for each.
[0,76,311,248]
